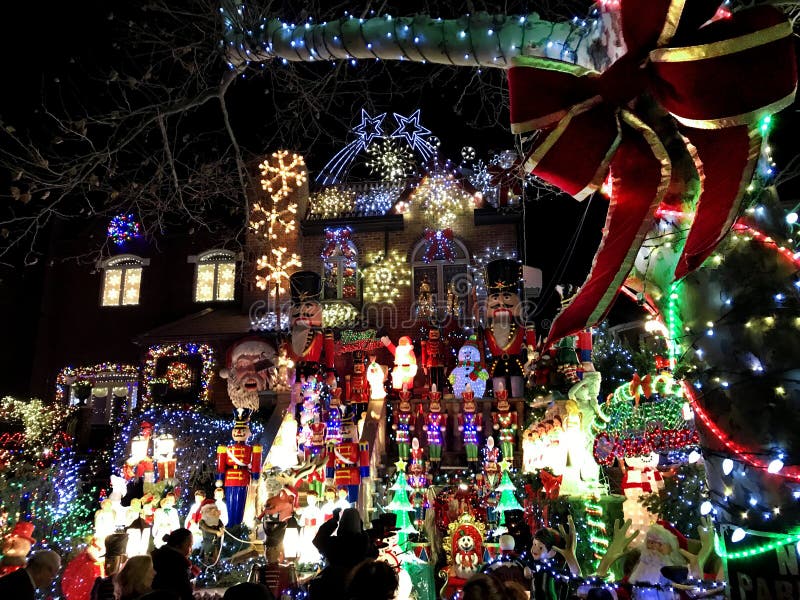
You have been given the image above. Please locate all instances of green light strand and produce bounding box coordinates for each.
[715,532,800,560]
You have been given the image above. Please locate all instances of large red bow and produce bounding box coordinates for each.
[508,0,796,344]
[321,227,354,259]
[423,228,455,263]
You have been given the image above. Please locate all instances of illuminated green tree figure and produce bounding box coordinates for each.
[387,460,417,548]
[495,460,522,527]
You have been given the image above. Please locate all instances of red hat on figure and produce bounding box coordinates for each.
[8,522,36,545]
[656,520,688,550]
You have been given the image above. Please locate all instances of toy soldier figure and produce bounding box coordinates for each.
[392,385,415,460]
[425,384,447,468]
[492,385,518,462]
[216,414,262,526]
[481,259,535,398]
[421,327,447,391]
[283,271,335,381]
[458,383,482,470]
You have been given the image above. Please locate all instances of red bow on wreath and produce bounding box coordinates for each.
[487,161,524,207]
[321,227,355,259]
[423,228,455,263]
[508,0,796,344]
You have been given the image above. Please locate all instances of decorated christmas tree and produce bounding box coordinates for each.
[387,460,417,547]
[495,460,522,527]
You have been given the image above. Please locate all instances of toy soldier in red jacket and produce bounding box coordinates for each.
[492,384,518,462]
[481,259,535,398]
[283,271,335,381]
[458,383,482,470]
[425,384,447,468]
[421,326,447,391]
[393,385,415,460]
[216,415,262,526]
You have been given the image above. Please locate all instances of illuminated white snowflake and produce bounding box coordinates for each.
[259,150,307,200]
[365,139,415,182]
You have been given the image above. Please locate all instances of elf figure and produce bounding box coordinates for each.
[283,271,335,381]
[492,385,518,462]
[392,386,415,460]
[421,327,446,391]
[381,335,418,391]
[425,384,447,466]
[198,500,224,565]
[216,415,262,526]
[481,259,535,399]
[458,383,482,469]
[449,337,489,399]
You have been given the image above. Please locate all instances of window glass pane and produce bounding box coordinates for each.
[196,263,216,301]
[342,258,358,299]
[122,268,142,305]
[323,260,339,300]
[102,269,123,306]
[215,262,236,301]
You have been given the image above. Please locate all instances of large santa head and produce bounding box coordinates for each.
[220,337,276,411]
[629,523,687,584]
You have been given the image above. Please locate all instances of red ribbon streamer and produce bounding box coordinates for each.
[508,0,796,344]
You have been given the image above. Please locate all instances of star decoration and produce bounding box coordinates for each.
[353,109,386,145]
[498,458,512,472]
[394,458,408,472]
[390,109,431,147]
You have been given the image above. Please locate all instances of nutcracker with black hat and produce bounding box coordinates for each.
[216,410,262,527]
[481,259,535,398]
[282,271,335,382]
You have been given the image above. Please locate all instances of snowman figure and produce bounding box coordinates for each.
[449,337,489,399]
[622,452,664,544]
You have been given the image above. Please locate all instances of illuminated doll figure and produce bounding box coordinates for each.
[216,416,262,526]
[0,522,35,576]
[185,490,206,547]
[124,422,155,491]
[366,353,388,401]
[481,259,535,399]
[421,327,446,391]
[298,493,323,564]
[320,488,337,522]
[483,437,501,488]
[94,499,117,555]
[213,485,229,527]
[392,386,415,460]
[458,383,482,468]
[152,494,180,549]
[220,337,277,412]
[524,522,581,600]
[381,335,418,391]
[282,271,335,381]
[492,384,518,461]
[124,499,151,556]
[424,384,447,467]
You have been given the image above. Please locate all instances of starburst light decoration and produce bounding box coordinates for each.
[412,172,474,230]
[256,247,302,293]
[365,139,415,182]
[310,187,357,219]
[362,250,411,304]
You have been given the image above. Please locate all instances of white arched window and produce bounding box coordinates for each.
[189,250,237,302]
[321,229,359,302]
[411,237,471,319]
[100,255,149,307]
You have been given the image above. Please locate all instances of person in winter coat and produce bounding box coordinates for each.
[150,529,194,600]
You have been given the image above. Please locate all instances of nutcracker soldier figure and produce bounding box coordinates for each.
[325,385,343,446]
[347,350,370,414]
[392,385,415,460]
[283,271,335,382]
[216,414,262,526]
[492,384,518,462]
[458,383,482,470]
[425,384,447,468]
[421,327,446,391]
[325,431,370,503]
[483,437,501,488]
[481,259,535,398]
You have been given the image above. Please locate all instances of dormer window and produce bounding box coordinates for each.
[190,250,237,302]
[101,255,149,307]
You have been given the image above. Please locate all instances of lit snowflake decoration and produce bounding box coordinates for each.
[365,139,415,182]
[309,187,356,219]
[259,150,307,200]
[412,172,474,230]
[107,214,142,246]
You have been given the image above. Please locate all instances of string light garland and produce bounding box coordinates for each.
[55,363,139,404]
[308,187,356,219]
[714,531,800,560]
[143,343,215,404]
[362,249,411,304]
[107,214,142,246]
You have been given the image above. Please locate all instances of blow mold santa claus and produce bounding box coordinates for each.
[220,337,277,412]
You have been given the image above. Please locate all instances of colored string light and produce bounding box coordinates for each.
[714,532,800,560]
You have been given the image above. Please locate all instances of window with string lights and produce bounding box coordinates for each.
[411,236,471,321]
[189,250,238,302]
[99,255,149,307]
[321,227,359,303]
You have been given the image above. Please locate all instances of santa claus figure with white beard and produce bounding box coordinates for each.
[220,337,277,412]
[481,259,535,399]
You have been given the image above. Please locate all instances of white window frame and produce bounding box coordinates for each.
[99,254,150,307]
[188,250,239,302]
[322,242,359,302]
